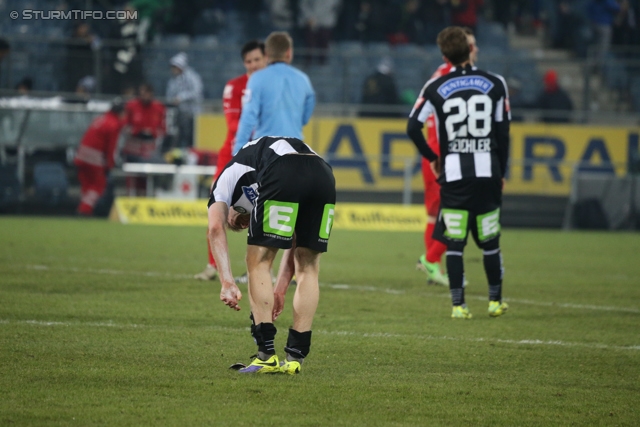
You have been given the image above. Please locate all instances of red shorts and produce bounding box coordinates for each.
[421,157,440,217]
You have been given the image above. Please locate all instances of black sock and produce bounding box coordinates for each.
[253,322,277,358]
[285,328,312,361]
[447,251,465,306]
[483,248,503,301]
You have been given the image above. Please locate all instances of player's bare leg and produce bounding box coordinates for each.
[245,245,278,324]
[292,247,320,332]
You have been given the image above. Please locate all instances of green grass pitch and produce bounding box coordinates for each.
[1,217,639,426]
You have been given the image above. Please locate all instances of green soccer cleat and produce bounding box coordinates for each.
[280,359,302,375]
[237,354,281,374]
[488,301,509,317]
[451,305,472,319]
[416,255,449,287]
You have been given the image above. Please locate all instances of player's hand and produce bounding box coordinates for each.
[220,282,242,311]
[272,291,285,320]
[430,158,441,177]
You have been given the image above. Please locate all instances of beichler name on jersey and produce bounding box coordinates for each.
[449,138,492,153]
[437,76,494,99]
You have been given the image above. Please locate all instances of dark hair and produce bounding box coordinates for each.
[437,26,470,66]
[139,82,154,93]
[110,97,125,113]
[16,77,33,91]
[461,27,474,36]
[241,40,265,59]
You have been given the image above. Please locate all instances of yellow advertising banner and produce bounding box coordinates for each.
[111,197,208,226]
[111,198,426,232]
[196,114,639,196]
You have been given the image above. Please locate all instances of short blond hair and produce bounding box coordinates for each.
[265,32,292,61]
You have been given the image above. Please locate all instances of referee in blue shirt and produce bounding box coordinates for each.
[233,32,316,155]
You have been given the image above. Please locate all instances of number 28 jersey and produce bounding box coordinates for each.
[408,64,510,184]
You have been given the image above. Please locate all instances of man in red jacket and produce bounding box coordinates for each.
[194,40,267,281]
[123,83,166,160]
[416,27,479,285]
[75,100,125,216]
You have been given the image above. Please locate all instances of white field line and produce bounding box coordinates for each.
[16,264,640,314]
[1,319,639,352]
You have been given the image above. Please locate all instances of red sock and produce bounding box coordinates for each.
[207,235,217,267]
[426,222,446,264]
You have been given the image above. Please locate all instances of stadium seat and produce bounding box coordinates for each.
[33,162,68,205]
[0,165,21,208]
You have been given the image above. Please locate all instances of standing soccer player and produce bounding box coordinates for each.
[194,40,267,281]
[416,27,479,287]
[208,136,336,374]
[407,26,510,319]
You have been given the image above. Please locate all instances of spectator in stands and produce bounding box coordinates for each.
[451,0,484,34]
[15,78,33,96]
[267,0,296,31]
[166,53,203,148]
[298,0,343,65]
[65,22,98,93]
[351,0,389,43]
[388,0,426,45]
[360,57,402,117]
[108,3,147,94]
[534,70,573,123]
[613,0,639,47]
[424,0,451,42]
[588,0,621,71]
[123,83,166,161]
[0,38,10,89]
[551,1,581,51]
[75,100,125,216]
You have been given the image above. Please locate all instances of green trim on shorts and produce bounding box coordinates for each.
[476,208,501,242]
[319,204,336,239]
[442,208,469,240]
[263,200,299,237]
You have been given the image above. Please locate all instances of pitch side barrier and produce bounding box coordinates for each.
[197,115,640,197]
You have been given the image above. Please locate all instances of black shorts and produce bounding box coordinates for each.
[248,155,336,252]
[433,178,502,250]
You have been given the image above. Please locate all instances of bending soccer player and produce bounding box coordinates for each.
[207,136,336,374]
[195,40,267,281]
[407,26,510,319]
[416,27,479,287]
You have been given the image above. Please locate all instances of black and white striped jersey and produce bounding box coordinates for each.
[407,64,510,183]
[208,136,319,212]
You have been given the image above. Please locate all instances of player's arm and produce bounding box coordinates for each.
[207,201,242,311]
[272,238,296,320]
[233,77,261,155]
[302,79,316,125]
[104,123,121,170]
[407,95,438,163]
[495,80,511,178]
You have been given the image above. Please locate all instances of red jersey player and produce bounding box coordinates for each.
[416,28,479,286]
[195,40,267,281]
[75,100,125,215]
[123,83,166,160]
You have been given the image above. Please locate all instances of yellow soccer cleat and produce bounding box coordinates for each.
[237,354,281,374]
[488,301,509,317]
[451,305,472,319]
[280,359,302,375]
